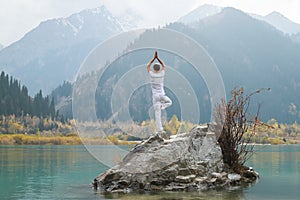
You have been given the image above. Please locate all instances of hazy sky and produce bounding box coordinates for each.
[1,0,300,47]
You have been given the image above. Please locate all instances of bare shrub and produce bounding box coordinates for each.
[214,87,270,173]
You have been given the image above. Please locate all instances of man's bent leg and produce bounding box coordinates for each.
[161,95,172,110]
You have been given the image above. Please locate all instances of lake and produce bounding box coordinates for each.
[0,145,299,200]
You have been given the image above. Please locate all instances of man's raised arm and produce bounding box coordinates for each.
[156,56,165,71]
[147,51,157,72]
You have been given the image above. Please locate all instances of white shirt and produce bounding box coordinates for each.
[149,70,165,95]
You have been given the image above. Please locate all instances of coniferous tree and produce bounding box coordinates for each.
[0,71,57,118]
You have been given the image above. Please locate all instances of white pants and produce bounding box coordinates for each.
[152,93,172,132]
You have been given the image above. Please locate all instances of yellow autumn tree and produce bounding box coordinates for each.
[164,115,180,135]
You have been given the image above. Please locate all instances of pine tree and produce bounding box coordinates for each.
[0,71,57,118]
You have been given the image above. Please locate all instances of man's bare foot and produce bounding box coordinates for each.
[157,131,169,139]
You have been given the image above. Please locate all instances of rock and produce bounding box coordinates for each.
[94,125,258,192]
[195,177,207,183]
[178,168,192,176]
[175,175,196,183]
[227,173,241,185]
[212,172,227,179]
[228,173,241,181]
[242,168,260,183]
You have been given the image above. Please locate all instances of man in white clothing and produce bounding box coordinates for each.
[147,51,172,133]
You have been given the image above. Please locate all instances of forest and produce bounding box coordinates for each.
[0,71,74,137]
[0,71,55,117]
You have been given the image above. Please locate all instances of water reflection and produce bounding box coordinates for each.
[0,145,106,200]
[99,189,246,200]
[248,145,300,177]
[246,145,300,199]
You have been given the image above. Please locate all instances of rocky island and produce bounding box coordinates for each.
[93,125,259,193]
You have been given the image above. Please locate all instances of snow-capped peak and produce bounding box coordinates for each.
[265,11,286,19]
[47,5,123,37]
[178,4,223,24]
[0,4,124,95]
[91,5,107,14]
[116,8,144,30]
[252,11,300,34]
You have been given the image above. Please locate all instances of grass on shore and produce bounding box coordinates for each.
[1,130,299,146]
[0,134,138,145]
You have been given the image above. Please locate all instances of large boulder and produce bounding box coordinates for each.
[94,126,258,192]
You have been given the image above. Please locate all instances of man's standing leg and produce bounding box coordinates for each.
[153,94,163,132]
[154,102,163,132]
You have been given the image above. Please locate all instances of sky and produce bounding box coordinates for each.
[1,0,300,47]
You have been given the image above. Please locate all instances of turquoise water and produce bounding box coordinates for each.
[0,145,299,200]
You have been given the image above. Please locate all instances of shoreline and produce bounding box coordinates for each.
[0,133,299,145]
[0,134,138,145]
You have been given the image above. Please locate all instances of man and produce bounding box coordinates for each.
[147,51,172,133]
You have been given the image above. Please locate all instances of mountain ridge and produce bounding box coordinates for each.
[251,11,300,35]
[0,5,123,95]
[179,4,300,35]
[177,4,222,24]
[53,8,300,123]
[264,11,300,34]
[171,7,300,122]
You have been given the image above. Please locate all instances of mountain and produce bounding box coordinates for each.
[2,5,300,123]
[171,7,300,122]
[0,43,3,51]
[264,12,300,34]
[0,5,123,95]
[50,81,72,118]
[252,11,300,34]
[177,4,222,24]
[116,8,144,30]
[56,7,300,123]
[291,32,300,43]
